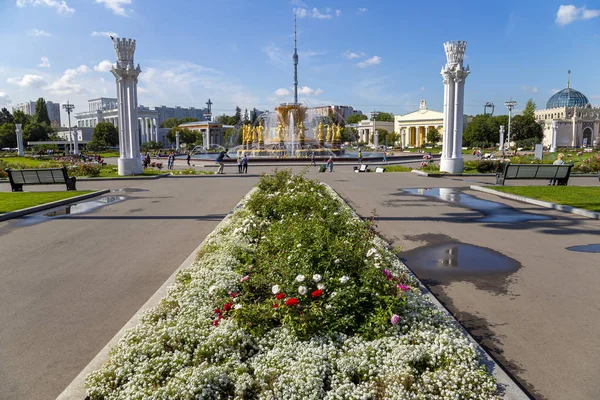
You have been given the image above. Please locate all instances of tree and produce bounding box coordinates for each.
[250,108,258,125]
[0,123,17,148]
[216,114,236,125]
[93,122,119,147]
[233,107,242,125]
[386,131,399,147]
[340,127,357,144]
[375,112,394,122]
[13,110,32,127]
[510,114,543,144]
[426,127,441,144]
[23,122,50,142]
[33,98,51,125]
[0,108,13,124]
[462,114,496,147]
[523,98,536,120]
[160,117,199,128]
[376,128,389,145]
[167,128,200,145]
[345,114,367,124]
[243,108,249,124]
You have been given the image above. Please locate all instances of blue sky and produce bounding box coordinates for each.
[1,0,600,124]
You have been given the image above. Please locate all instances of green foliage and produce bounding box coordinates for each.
[419,163,440,172]
[23,122,51,142]
[491,186,600,212]
[374,112,394,122]
[167,127,200,145]
[426,127,441,144]
[510,115,543,144]
[515,137,540,150]
[229,170,414,340]
[0,123,17,148]
[345,114,368,124]
[160,117,198,128]
[572,154,600,173]
[341,127,357,143]
[216,114,237,125]
[12,110,32,127]
[376,128,389,145]
[523,98,536,119]
[0,191,93,213]
[475,160,505,173]
[250,108,258,125]
[0,108,13,124]
[33,98,51,125]
[140,141,162,152]
[171,168,214,175]
[92,122,119,147]
[67,163,103,177]
[86,140,108,152]
[384,165,412,172]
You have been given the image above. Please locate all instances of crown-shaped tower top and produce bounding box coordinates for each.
[443,41,467,67]
[113,38,137,69]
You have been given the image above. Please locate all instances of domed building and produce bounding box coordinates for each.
[535,72,599,148]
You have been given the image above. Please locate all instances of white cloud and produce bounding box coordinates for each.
[556,4,600,26]
[16,0,74,15]
[94,0,132,16]
[38,56,51,67]
[94,60,113,72]
[343,50,365,59]
[0,92,12,107]
[521,85,539,94]
[44,65,90,95]
[294,7,339,19]
[29,28,51,36]
[274,88,291,97]
[358,7,367,13]
[298,86,323,96]
[91,31,119,38]
[357,56,381,68]
[7,74,46,88]
[263,43,286,67]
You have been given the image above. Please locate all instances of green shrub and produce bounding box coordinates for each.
[66,163,102,177]
[476,160,505,173]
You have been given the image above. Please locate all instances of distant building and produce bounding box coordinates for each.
[178,121,226,147]
[13,100,61,127]
[152,105,205,124]
[356,119,395,145]
[394,100,444,147]
[309,105,362,123]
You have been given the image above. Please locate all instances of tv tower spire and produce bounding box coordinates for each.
[293,14,299,105]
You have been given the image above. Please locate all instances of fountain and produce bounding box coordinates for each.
[235,103,344,158]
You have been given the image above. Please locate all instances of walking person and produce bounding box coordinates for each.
[216,148,230,174]
[242,154,248,174]
[237,155,243,174]
[310,151,316,166]
[167,153,174,170]
[357,149,363,164]
[383,150,387,164]
[186,152,191,166]
[327,156,334,173]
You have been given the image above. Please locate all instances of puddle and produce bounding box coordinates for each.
[566,244,600,253]
[401,188,552,223]
[401,243,520,294]
[111,188,148,193]
[16,196,125,226]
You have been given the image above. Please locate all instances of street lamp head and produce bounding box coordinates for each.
[504,100,517,111]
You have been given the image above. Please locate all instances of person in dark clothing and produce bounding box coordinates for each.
[186,152,191,166]
[310,151,316,166]
[242,154,248,174]
[216,149,230,174]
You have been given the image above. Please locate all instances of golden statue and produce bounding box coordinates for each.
[276,123,285,142]
[326,125,332,143]
[317,122,324,142]
[298,121,307,140]
[242,125,248,143]
[257,122,264,143]
[335,124,342,142]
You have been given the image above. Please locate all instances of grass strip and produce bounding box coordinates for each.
[0,191,93,213]
[489,186,600,213]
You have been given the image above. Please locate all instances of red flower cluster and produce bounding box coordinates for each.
[285,298,299,307]
[275,293,286,300]
[311,290,323,298]
[223,302,233,311]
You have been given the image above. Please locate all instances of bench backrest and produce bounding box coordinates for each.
[8,168,67,184]
[504,164,572,180]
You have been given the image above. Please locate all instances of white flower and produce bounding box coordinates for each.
[317,283,325,290]
[298,286,307,295]
[325,304,332,309]
[234,304,242,310]
[297,243,302,248]
[272,285,280,295]
[339,276,349,284]
[334,259,341,264]
[366,247,377,257]
[208,285,218,295]
[296,274,305,282]
[312,274,322,282]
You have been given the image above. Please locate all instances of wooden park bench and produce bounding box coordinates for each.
[6,166,77,192]
[496,163,573,186]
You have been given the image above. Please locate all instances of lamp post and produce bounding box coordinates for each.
[371,110,379,148]
[504,100,516,152]
[62,101,77,155]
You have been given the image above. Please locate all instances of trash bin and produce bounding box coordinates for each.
[319,164,327,173]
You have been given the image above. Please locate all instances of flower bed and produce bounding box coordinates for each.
[85,170,498,399]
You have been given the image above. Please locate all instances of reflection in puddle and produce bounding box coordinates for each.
[402,243,520,293]
[566,244,600,253]
[16,196,125,226]
[402,188,552,223]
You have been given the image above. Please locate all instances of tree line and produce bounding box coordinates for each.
[0,98,56,149]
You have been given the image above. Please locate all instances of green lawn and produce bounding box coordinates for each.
[97,166,165,177]
[0,191,94,213]
[489,186,600,212]
[0,157,51,167]
[383,165,413,172]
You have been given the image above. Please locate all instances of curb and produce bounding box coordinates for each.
[328,187,531,400]
[470,185,600,220]
[0,189,110,222]
[77,174,169,182]
[56,187,258,400]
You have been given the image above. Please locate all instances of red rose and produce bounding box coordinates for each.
[276,293,286,300]
[214,308,221,315]
[212,320,219,326]
[285,298,299,307]
[311,290,323,298]
[223,302,233,311]
[273,303,278,309]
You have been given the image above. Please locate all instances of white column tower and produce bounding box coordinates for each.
[16,124,24,156]
[111,37,143,175]
[440,41,470,173]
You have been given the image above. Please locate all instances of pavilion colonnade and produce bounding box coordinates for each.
[399,124,443,147]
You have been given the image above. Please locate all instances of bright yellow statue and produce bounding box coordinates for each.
[317,122,324,142]
[298,121,307,140]
[276,123,285,142]
[326,125,332,142]
[257,122,264,143]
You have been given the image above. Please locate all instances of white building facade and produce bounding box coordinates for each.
[13,100,61,127]
[394,100,445,147]
[535,79,599,148]
[310,105,362,123]
[356,119,394,146]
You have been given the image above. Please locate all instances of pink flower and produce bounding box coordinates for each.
[391,314,400,325]
[240,275,250,282]
[397,284,410,292]
[382,269,393,280]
